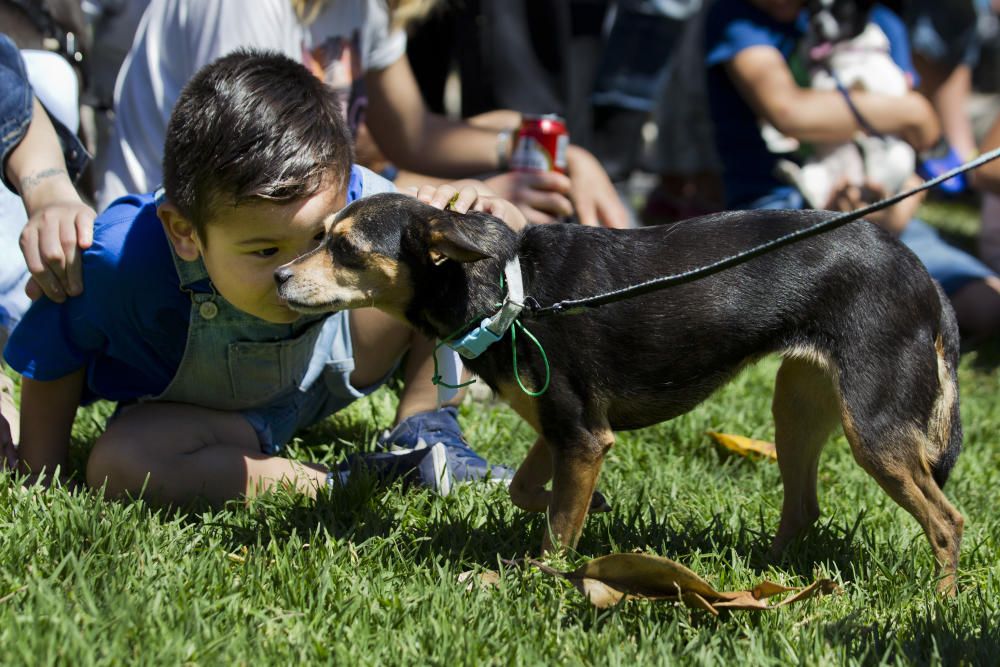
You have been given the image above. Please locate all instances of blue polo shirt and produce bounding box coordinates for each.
[4,166,364,404]
[705,1,915,207]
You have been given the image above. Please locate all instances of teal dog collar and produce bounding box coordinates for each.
[448,257,524,359]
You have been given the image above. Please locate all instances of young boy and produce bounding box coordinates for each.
[3,49,513,505]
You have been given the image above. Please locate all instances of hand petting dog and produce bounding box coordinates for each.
[409,181,529,232]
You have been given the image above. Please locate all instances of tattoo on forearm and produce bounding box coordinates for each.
[19,167,68,195]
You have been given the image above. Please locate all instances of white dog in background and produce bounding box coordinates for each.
[773,1,916,209]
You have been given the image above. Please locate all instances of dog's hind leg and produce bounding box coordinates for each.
[840,339,964,594]
[543,427,614,553]
[845,423,964,594]
[770,356,842,556]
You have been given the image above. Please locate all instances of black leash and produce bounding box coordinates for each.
[523,145,1000,319]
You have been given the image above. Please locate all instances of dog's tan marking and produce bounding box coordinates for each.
[358,256,413,314]
[496,381,542,433]
[343,228,376,254]
[285,246,329,286]
[770,357,842,554]
[844,420,964,594]
[332,216,354,235]
[544,425,614,552]
[927,335,956,462]
[781,344,837,377]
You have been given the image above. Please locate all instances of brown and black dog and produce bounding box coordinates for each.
[275,192,965,592]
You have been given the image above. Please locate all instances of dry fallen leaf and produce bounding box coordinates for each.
[524,553,839,614]
[226,546,248,564]
[458,569,501,591]
[707,431,777,461]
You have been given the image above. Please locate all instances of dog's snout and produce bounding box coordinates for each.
[274,265,294,287]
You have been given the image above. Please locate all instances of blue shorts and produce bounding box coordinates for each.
[241,312,392,454]
[899,218,995,295]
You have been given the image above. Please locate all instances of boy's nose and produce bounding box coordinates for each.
[274,266,293,287]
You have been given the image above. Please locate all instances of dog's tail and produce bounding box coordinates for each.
[928,282,963,489]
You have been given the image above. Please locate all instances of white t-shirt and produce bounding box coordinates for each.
[95,0,406,211]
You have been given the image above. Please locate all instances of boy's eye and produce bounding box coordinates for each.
[252,247,279,258]
[314,231,325,241]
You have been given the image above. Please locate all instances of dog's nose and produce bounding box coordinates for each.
[274,266,293,287]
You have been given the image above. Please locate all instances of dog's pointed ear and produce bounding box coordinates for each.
[427,214,492,265]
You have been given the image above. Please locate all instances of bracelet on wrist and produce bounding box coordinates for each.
[496,128,514,171]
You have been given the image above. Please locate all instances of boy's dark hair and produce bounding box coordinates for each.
[163,49,355,235]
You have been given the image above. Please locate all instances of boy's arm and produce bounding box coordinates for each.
[17,370,84,482]
[726,45,940,150]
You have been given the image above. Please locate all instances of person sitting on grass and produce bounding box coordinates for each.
[2,49,522,504]
[704,0,1000,341]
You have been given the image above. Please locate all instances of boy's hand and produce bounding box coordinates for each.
[20,196,96,302]
[410,181,528,232]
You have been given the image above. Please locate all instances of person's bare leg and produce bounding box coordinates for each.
[86,403,328,506]
[933,64,976,159]
[949,276,1000,340]
[349,308,465,422]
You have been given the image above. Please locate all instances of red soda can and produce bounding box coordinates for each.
[510,114,569,174]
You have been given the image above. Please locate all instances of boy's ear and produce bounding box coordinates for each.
[427,214,492,265]
[158,202,202,261]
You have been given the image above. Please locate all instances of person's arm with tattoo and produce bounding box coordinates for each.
[4,96,95,302]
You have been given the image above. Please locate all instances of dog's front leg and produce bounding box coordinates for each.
[509,437,553,513]
[542,428,614,553]
[510,437,613,515]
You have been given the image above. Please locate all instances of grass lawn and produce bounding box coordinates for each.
[2,202,999,665]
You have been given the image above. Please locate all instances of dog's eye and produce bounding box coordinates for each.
[332,236,356,258]
[331,236,367,268]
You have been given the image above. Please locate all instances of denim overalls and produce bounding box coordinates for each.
[148,167,394,453]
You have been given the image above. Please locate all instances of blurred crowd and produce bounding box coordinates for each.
[6,0,1000,342]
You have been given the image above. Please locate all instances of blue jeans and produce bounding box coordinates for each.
[905,0,984,68]
[591,0,703,111]
[899,219,994,295]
